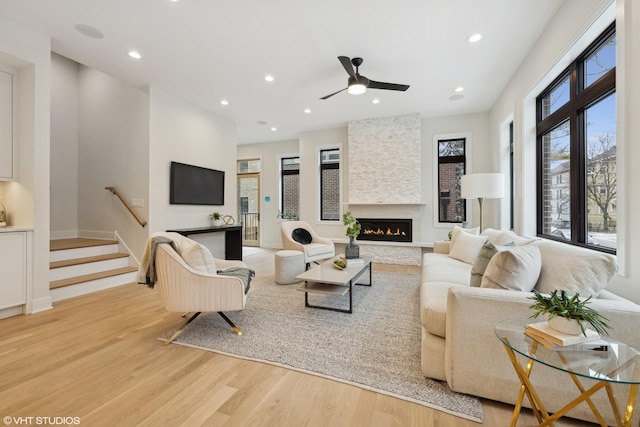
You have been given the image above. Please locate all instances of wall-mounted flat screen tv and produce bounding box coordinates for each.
[170,161,225,205]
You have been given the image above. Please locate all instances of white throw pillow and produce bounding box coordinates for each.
[532,239,616,297]
[448,231,487,264]
[481,245,542,291]
[450,225,480,250]
[179,238,217,274]
[481,228,536,246]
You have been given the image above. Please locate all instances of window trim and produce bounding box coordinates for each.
[278,154,299,220]
[317,146,342,223]
[432,132,472,228]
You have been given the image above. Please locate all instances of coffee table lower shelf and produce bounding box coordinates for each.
[297,282,350,297]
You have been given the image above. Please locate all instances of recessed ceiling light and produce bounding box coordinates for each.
[220,100,229,106]
[467,33,482,43]
[449,94,464,101]
[75,24,104,39]
[168,0,180,2]
[257,120,267,125]
[264,75,274,82]
[372,99,380,104]
[304,108,311,114]
[454,86,464,93]
[271,127,277,131]
[128,50,142,59]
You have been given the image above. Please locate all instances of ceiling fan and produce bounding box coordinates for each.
[320,56,410,100]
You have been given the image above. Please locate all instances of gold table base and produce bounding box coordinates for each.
[501,339,638,427]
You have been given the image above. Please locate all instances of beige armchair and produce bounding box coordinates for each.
[154,243,249,344]
[280,220,335,269]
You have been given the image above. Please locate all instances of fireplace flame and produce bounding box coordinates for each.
[363,227,406,236]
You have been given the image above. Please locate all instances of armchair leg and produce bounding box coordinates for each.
[218,312,243,336]
[164,312,201,345]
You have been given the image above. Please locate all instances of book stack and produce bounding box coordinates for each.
[524,321,609,351]
[345,257,364,266]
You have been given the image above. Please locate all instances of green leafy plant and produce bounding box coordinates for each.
[342,211,361,238]
[529,289,611,336]
[210,212,221,220]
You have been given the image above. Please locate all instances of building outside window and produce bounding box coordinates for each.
[319,148,340,221]
[437,138,466,223]
[280,156,299,220]
[536,23,616,252]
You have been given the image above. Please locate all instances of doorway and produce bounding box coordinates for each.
[237,159,260,247]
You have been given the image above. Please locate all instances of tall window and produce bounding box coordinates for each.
[536,23,616,252]
[280,156,299,220]
[319,148,340,221]
[437,138,466,223]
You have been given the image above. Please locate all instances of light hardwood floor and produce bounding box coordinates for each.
[0,249,596,426]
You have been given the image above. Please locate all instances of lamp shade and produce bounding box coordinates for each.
[461,173,505,200]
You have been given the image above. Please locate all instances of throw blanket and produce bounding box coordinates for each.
[137,236,178,288]
[217,267,255,294]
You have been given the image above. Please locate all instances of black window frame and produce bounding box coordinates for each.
[319,148,340,221]
[280,156,299,219]
[437,138,467,224]
[536,22,616,254]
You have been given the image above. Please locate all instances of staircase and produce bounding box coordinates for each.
[50,238,137,302]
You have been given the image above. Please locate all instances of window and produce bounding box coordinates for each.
[319,148,340,221]
[280,156,299,220]
[537,23,616,252]
[437,138,466,223]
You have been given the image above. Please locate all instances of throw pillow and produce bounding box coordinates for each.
[532,239,617,297]
[292,228,313,245]
[469,240,515,287]
[448,231,487,264]
[179,239,217,274]
[450,225,480,250]
[481,245,542,291]
[481,228,536,246]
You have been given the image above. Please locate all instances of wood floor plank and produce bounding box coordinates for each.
[0,248,596,426]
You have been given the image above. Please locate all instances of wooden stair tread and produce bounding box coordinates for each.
[50,238,118,251]
[50,267,138,290]
[50,253,129,269]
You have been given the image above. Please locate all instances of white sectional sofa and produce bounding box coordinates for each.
[420,227,640,424]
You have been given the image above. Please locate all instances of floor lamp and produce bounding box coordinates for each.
[461,173,505,231]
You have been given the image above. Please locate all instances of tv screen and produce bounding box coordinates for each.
[170,161,225,205]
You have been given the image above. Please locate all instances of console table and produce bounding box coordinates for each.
[167,226,242,260]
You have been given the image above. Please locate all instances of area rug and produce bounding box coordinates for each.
[163,271,483,423]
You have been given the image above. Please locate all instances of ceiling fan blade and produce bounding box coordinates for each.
[367,80,410,91]
[338,56,356,78]
[320,87,347,100]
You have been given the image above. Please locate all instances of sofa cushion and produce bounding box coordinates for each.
[481,245,541,291]
[421,281,465,338]
[449,231,487,264]
[422,253,472,285]
[470,241,515,287]
[481,228,536,246]
[305,242,334,257]
[532,239,617,297]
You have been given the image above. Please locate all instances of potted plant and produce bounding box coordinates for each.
[210,212,222,226]
[529,289,611,336]
[342,211,361,259]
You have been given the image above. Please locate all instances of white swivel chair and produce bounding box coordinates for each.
[154,243,249,344]
[280,220,335,269]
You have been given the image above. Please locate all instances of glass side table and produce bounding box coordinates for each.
[495,318,640,427]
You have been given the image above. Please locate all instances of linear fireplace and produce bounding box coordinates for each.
[356,218,412,243]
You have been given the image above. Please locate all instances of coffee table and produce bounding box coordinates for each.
[295,255,373,313]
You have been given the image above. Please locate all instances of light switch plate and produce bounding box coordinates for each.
[131,199,144,208]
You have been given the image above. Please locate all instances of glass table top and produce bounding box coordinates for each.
[495,318,640,385]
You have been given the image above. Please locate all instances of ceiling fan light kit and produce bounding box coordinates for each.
[321,56,410,100]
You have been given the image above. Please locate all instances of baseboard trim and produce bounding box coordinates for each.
[50,230,79,240]
[29,296,53,314]
[78,230,116,240]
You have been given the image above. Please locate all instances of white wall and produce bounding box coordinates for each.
[488,0,640,303]
[50,53,78,237]
[148,87,237,235]
[0,15,51,313]
[77,66,150,258]
[237,140,298,249]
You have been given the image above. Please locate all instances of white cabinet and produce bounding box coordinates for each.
[0,69,14,180]
[0,232,26,309]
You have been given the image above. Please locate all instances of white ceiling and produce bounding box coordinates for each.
[0,0,564,144]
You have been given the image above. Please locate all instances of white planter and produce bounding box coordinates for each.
[548,316,583,335]
[212,219,222,227]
